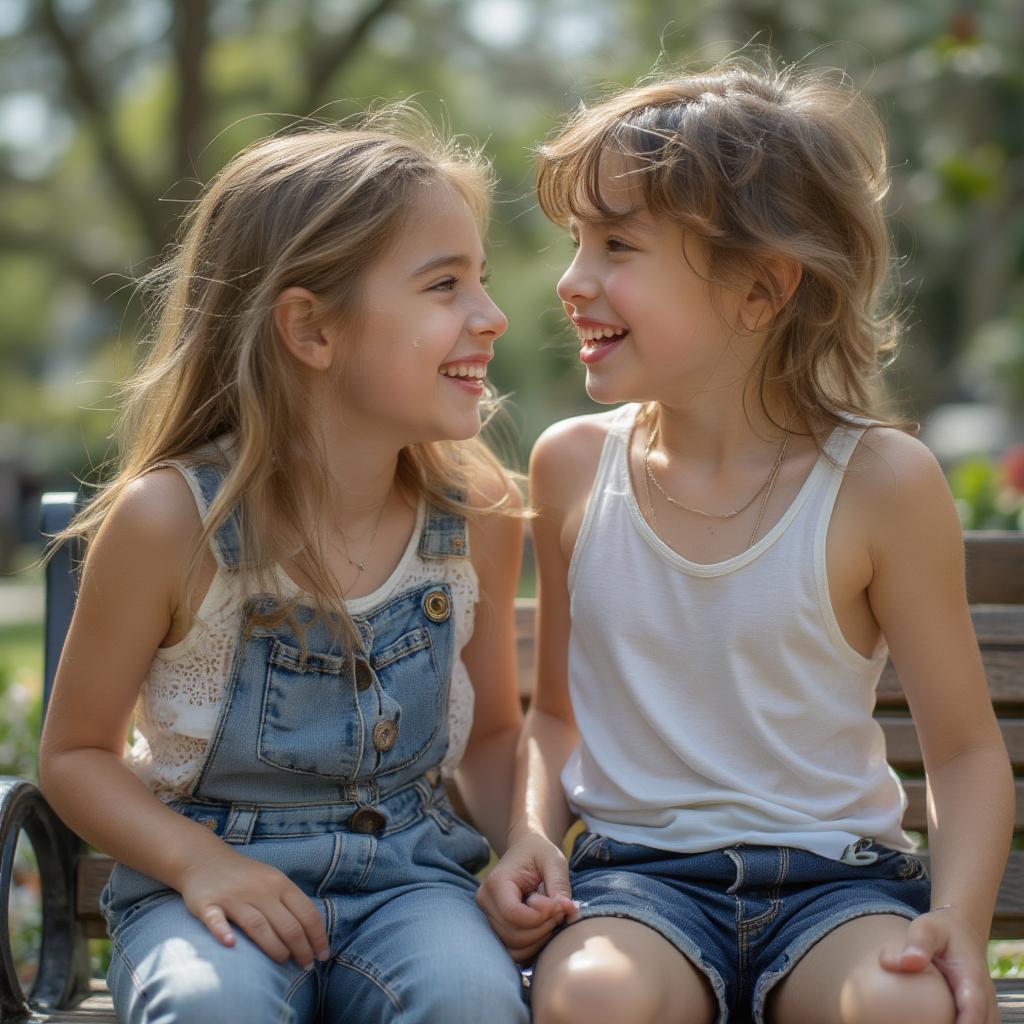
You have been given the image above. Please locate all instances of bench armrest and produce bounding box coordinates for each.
[0,777,91,1015]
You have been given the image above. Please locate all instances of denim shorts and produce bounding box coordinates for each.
[564,833,930,1024]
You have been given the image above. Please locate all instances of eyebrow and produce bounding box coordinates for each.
[410,253,488,277]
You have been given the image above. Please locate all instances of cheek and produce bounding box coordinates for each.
[603,270,640,313]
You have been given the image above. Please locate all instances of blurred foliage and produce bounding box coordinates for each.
[0,0,1021,493]
[0,632,42,779]
[949,443,1024,529]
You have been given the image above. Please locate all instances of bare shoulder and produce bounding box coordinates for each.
[530,409,621,509]
[89,468,204,587]
[842,426,959,564]
[845,426,950,507]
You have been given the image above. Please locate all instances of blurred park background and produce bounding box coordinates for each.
[0,0,1023,983]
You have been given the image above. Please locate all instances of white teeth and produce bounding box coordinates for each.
[577,325,626,342]
[440,363,486,379]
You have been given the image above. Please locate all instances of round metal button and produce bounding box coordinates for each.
[348,807,386,834]
[423,589,450,622]
[372,719,398,752]
[354,659,375,692]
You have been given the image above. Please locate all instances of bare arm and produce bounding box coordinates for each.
[862,432,1011,1023]
[477,417,608,958]
[38,470,329,967]
[455,474,525,853]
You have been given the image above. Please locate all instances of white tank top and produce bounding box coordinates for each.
[562,404,913,860]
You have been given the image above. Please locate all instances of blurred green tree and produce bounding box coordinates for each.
[0,0,1021,495]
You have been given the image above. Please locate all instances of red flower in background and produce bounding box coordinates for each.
[1002,444,1024,493]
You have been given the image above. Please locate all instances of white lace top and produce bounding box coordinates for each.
[125,499,479,801]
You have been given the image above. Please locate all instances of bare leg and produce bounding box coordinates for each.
[768,914,956,1024]
[532,917,718,1024]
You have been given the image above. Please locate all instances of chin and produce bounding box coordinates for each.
[431,412,483,443]
[584,376,629,407]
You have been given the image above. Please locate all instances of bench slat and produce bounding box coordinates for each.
[966,533,1024,604]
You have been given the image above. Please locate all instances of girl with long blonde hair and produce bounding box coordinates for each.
[40,118,528,1024]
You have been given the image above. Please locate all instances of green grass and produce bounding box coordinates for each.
[0,621,43,683]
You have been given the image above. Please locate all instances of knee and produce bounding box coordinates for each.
[410,968,527,1024]
[533,954,665,1024]
[839,964,956,1024]
[138,943,295,1024]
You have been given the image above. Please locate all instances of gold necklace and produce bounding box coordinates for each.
[642,424,790,547]
[338,488,391,590]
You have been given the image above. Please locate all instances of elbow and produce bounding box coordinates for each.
[37,743,65,803]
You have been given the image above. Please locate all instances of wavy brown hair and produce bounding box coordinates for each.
[52,112,517,649]
[537,55,908,437]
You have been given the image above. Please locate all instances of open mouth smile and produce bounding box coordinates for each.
[574,322,629,365]
[439,360,488,393]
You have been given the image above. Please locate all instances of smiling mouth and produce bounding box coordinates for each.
[439,363,487,381]
[575,324,628,342]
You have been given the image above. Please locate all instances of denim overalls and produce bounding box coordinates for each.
[101,461,527,1024]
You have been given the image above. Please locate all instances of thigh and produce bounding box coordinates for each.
[532,917,718,1024]
[767,914,955,1024]
[107,890,318,1024]
[324,883,527,1024]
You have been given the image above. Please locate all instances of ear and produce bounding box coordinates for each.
[273,287,335,371]
[739,256,803,332]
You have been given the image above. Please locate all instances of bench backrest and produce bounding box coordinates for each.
[38,495,1024,936]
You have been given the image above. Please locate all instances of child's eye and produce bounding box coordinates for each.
[430,277,458,292]
[480,272,492,288]
[606,237,633,253]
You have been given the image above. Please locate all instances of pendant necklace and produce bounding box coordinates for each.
[338,487,392,591]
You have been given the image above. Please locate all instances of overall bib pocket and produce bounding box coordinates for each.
[256,616,446,781]
[258,640,368,779]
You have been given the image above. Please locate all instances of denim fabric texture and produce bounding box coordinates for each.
[565,832,931,1024]
[101,460,527,1024]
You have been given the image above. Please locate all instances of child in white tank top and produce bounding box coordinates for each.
[478,54,1011,1024]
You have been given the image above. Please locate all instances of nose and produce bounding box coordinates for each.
[470,291,509,342]
[556,251,599,307]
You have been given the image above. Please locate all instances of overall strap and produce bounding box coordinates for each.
[418,489,469,560]
[154,444,243,571]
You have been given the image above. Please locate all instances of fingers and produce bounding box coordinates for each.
[281,888,332,962]
[226,904,292,964]
[199,904,235,947]
[539,854,573,904]
[198,893,329,969]
[879,914,944,973]
[260,900,320,969]
[506,913,567,964]
[478,875,553,929]
[879,912,996,1024]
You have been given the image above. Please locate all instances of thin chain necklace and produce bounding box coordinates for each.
[642,422,790,548]
[338,487,392,591]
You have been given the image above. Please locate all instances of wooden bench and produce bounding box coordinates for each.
[1,494,1023,1021]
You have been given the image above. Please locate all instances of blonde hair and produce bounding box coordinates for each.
[55,113,516,648]
[537,55,907,435]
